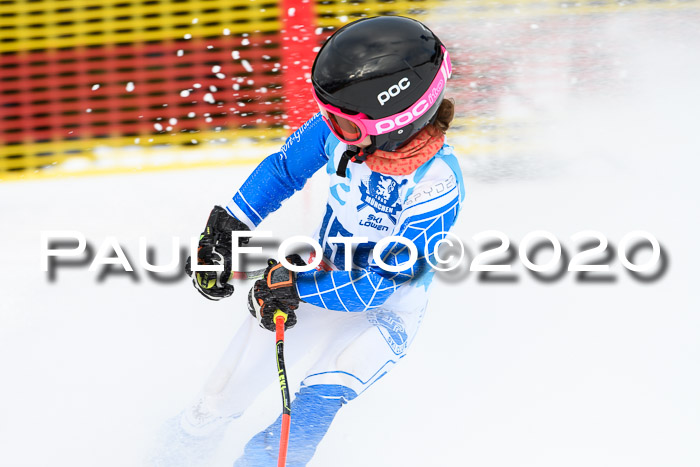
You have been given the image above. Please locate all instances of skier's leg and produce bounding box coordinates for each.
[182,314,279,435]
[186,301,350,432]
[301,305,425,396]
[150,314,279,466]
[234,304,426,466]
[234,384,357,467]
[151,301,344,466]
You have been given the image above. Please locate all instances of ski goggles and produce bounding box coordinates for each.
[312,47,452,145]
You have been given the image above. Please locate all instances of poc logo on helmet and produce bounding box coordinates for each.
[377,78,410,106]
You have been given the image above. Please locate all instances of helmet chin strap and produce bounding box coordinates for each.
[336,145,359,177]
[335,139,376,178]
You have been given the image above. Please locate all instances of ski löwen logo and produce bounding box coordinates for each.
[359,214,389,232]
[357,173,407,224]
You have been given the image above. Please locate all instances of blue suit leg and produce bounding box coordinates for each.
[234,384,357,467]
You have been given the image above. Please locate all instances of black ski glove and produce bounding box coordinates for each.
[247,255,306,331]
[185,205,250,301]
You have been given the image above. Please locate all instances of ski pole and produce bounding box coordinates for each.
[273,310,291,467]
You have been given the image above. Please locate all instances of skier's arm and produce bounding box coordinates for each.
[225,113,331,229]
[295,184,461,312]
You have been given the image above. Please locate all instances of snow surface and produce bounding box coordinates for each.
[1,11,700,467]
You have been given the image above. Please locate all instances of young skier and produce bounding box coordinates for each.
[160,15,465,467]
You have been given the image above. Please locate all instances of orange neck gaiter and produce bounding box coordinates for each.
[363,125,445,175]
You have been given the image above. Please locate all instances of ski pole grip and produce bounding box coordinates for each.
[273,309,288,324]
[274,309,287,340]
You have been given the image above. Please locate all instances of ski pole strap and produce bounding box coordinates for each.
[275,312,291,467]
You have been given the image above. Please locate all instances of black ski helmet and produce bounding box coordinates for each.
[311,16,450,154]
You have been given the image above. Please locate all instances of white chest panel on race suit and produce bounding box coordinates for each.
[306,135,464,314]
